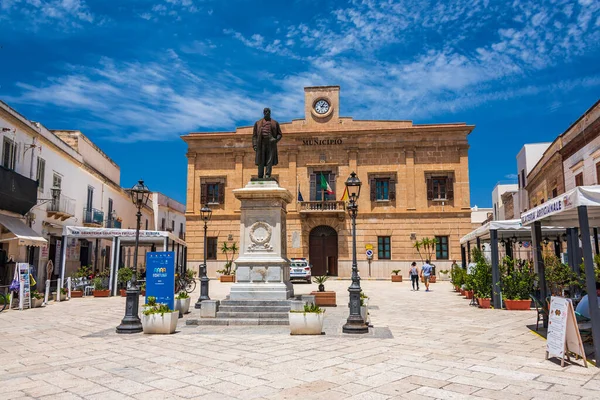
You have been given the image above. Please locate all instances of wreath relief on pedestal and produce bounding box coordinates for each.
[248,221,273,251]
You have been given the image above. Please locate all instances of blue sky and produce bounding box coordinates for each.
[1,0,599,208]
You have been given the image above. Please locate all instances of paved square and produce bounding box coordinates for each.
[1,280,599,399]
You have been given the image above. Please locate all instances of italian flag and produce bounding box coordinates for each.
[320,173,334,195]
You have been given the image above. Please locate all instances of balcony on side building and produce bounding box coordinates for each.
[105,218,122,229]
[0,165,38,215]
[47,194,76,221]
[83,208,104,227]
[299,201,346,220]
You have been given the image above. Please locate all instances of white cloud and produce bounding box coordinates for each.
[1,0,98,30]
[505,174,518,180]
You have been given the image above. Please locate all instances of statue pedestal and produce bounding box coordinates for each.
[229,180,294,301]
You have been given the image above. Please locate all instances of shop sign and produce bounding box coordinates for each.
[301,138,343,146]
[521,197,563,225]
[145,251,175,309]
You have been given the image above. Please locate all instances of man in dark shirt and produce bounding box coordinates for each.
[252,108,282,179]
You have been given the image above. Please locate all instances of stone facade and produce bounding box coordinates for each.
[183,86,474,278]
[501,191,516,220]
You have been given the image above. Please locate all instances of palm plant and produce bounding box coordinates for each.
[413,237,438,262]
[218,242,239,275]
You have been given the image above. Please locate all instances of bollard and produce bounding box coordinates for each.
[44,280,50,305]
[67,277,72,299]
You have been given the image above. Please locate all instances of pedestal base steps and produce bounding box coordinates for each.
[186,296,312,326]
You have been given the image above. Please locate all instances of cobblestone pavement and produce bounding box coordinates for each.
[1,279,599,399]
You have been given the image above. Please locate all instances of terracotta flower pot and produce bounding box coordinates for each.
[460,289,465,295]
[310,291,337,307]
[465,290,474,299]
[220,275,235,283]
[93,290,110,297]
[429,276,437,283]
[478,298,491,308]
[71,290,83,298]
[504,299,531,310]
[120,289,127,297]
[391,275,402,282]
[454,286,460,292]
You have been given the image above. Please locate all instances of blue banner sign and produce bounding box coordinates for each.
[146,251,175,309]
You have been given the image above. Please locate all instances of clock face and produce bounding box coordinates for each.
[314,99,330,114]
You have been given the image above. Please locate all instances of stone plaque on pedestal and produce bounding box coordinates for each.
[229,180,294,301]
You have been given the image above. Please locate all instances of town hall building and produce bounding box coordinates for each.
[183,86,474,278]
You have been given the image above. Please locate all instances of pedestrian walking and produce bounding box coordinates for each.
[409,262,419,291]
[421,259,433,292]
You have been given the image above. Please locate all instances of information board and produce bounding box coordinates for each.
[16,263,31,310]
[546,296,586,367]
[145,251,175,310]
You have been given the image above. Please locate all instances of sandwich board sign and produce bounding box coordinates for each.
[145,251,175,310]
[546,296,587,367]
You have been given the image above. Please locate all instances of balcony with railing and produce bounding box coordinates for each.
[299,201,346,220]
[106,219,122,229]
[83,208,104,227]
[47,194,76,221]
[0,165,38,215]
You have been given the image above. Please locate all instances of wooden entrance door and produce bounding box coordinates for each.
[309,226,338,276]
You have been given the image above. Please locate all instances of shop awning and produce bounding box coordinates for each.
[521,186,600,226]
[460,219,564,244]
[0,213,47,247]
[62,226,186,246]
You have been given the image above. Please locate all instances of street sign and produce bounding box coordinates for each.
[365,244,373,250]
[366,249,374,258]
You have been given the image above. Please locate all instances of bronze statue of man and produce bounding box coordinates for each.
[252,107,282,179]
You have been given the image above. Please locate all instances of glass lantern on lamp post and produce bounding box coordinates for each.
[116,179,151,334]
[342,172,369,334]
[195,204,213,309]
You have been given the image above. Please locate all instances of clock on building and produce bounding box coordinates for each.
[314,99,330,115]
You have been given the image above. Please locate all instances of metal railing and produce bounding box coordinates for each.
[83,208,104,225]
[299,201,346,212]
[106,219,122,229]
[47,194,76,216]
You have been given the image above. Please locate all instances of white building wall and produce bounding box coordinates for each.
[516,143,550,214]
[491,183,518,220]
[563,135,600,192]
[152,193,186,238]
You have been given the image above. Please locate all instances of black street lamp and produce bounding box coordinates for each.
[342,172,368,334]
[195,204,212,309]
[116,180,151,334]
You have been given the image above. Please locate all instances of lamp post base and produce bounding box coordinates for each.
[116,288,143,334]
[342,316,369,334]
[195,276,210,309]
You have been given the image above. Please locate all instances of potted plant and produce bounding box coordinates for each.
[310,276,336,306]
[141,296,178,334]
[92,277,110,297]
[391,270,402,282]
[218,241,238,282]
[451,266,466,292]
[289,303,325,335]
[439,269,450,281]
[500,258,536,310]
[140,282,146,296]
[360,291,369,323]
[544,255,581,296]
[175,291,191,317]
[471,248,492,308]
[31,290,44,308]
[117,267,134,297]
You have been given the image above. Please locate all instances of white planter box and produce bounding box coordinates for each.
[32,298,44,308]
[175,297,191,317]
[289,311,325,335]
[439,273,450,281]
[141,311,179,334]
[53,292,67,301]
[361,305,369,323]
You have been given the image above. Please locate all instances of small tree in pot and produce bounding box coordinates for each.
[218,242,238,282]
[117,267,134,297]
[391,270,402,282]
[289,303,325,335]
[500,257,536,310]
[471,248,492,308]
[311,276,336,306]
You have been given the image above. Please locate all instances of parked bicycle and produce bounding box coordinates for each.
[175,270,196,294]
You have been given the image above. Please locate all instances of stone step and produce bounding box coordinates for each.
[216,311,289,319]
[219,300,293,307]
[218,305,291,313]
[186,318,289,326]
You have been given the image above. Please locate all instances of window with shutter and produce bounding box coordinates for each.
[309,173,316,201]
[200,182,207,205]
[370,178,376,201]
[389,179,396,201]
[426,177,434,200]
[447,177,454,200]
[36,157,46,191]
[218,182,225,204]
[327,173,336,201]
